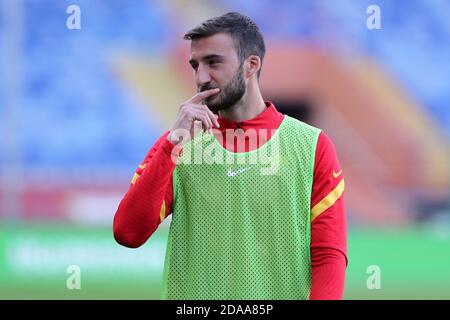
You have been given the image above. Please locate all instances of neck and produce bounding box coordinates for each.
[218,81,266,122]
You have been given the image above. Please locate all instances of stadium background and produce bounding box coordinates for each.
[0,0,449,299]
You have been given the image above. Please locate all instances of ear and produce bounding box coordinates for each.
[245,55,261,79]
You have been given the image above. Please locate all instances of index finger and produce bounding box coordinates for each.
[188,88,220,104]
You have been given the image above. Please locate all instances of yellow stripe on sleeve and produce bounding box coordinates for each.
[131,172,140,185]
[159,200,166,222]
[131,163,146,185]
[310,179,345,222]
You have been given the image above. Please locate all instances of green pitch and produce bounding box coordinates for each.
[0,222,449,299]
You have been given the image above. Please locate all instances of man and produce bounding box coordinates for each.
[113,12,347,300]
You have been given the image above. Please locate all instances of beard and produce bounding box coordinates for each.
[201,64,246,113]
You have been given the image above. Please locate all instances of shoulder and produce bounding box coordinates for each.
[312,131,343,191]
[315,131,340,164]
[281,116,322,147]
[284,115,321,132]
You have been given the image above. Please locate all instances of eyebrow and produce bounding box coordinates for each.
[189,54,225,65]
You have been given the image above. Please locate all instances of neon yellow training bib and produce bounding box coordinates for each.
[162,115,321,299]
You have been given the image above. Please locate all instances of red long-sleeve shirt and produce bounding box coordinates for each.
[113,101,347,299]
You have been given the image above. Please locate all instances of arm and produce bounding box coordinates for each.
[113,131,176,248]
[310,131,348,300]
[113,88,221,248]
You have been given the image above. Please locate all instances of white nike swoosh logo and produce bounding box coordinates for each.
[227,167,250,177]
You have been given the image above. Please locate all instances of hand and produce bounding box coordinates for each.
[167,88,221,146]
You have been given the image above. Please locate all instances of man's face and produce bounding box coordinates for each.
[189,33,246,112]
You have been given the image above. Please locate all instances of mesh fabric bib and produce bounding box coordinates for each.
[162,115,321,299]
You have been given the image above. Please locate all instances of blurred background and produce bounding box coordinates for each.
[0,0,449,299]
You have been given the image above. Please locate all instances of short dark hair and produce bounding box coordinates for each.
[184,12,266,79]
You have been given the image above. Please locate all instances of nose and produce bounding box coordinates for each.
[195,64,212,88]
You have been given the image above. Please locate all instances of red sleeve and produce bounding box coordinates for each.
[113,131,176,248]
[309,131,348,300]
